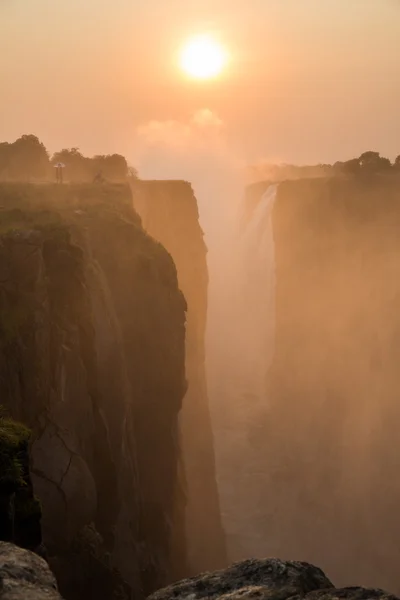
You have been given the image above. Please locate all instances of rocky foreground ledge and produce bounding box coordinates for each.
[1,544,399,600]
[148,558,399,600]
[0,542,62,599]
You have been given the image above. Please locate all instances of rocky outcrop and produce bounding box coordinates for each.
[149,559,333,600]
[0,542,62,599]
[0,183,188,599]
[131,180,227,574]
[148,558,399,600]
[0,412,42,554]
[245,175,400,593]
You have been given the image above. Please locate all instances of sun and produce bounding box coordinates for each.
[180,34,228,80]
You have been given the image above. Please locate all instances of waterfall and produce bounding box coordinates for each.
[207,183,279,561]
[235,184,278,399]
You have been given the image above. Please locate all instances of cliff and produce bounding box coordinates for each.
[248,175,400,593]
[131,180,227,574]
[0,183,188,599]
[0,412,42,553]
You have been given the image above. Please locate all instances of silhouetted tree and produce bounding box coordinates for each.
[394,155,400,170]
[51,150,130,182]
[51,148,91,182]
[359,151,392,173]
[0,136,137,183]
[92,154,128,182]
[128,165,138,180]
[342,158,361,175]
[0,143,10,179]
[0,135,50,181]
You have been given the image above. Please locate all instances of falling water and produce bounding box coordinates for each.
[209,183,279,560]
[234,184,278,397]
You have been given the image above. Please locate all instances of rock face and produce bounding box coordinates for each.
[0,183,188,599]
[245,176,400,593]
[0,414,42,554]
[149,558,400,600]
[131,180,227,574]
[0,541,62,599]
[149,559,334,600]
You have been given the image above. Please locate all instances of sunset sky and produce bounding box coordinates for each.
[1,0,399,166]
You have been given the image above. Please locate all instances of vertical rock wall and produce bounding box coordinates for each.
[0,183,189,599]
[132,180,227,574]
[251,176,400,594]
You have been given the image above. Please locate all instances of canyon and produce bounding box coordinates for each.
[1,173,400,598]
[0,182,212,599]
[212,174,400,595]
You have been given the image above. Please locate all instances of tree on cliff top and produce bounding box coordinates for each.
[51,149,130,182]
[91,154,128,182]
[335,152,393,177]
[338,158,361,175]
[0,135,137,183]
[359,151,392,173]
[0,135,50,181]
[51,148,91,182]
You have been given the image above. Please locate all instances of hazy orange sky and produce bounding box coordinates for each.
[1,0,399,165]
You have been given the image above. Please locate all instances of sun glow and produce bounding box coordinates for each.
[180,35,228,80]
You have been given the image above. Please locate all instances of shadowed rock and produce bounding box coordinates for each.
[0,541,62,599]
[0,183,188,598]
[293,589,400,600]
[219,589,400,600]
[148,559,400,600]
[132,179,227,575]
[148,558,334,600]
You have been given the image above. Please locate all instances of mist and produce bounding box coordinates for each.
[134,113,280,564]
[3,0,400,597]
[134,123,400,593]
[134,110,275,556]
[134,109,246,411]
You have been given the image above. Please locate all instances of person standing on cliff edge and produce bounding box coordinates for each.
[53,162,65,183]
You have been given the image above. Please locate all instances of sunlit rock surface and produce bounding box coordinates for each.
[148,558,399,600]
[0,542,62,599]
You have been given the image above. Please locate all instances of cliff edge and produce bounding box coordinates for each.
[0,183,188,599]
[131,180,227,574]
[247,175,400,593]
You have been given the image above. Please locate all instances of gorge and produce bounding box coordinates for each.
[207,174,400,595]
[1,171,400,599]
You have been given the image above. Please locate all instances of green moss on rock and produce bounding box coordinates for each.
[14,494,42,520]
[0,408,42,551]
[0,411,31,489]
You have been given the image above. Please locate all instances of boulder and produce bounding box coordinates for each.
[293,589,400,600]
[148,558,334,600]
[0,541,62,599]
[148,560,400,600]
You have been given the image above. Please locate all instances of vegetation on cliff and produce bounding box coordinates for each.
[248,151,400,183]
[0,134,137,183]
[0,408,31,488]
[0,408,42,552]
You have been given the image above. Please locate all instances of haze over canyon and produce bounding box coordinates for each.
[1,1,400,598]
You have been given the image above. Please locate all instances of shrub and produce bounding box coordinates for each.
[0,408,31,490]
